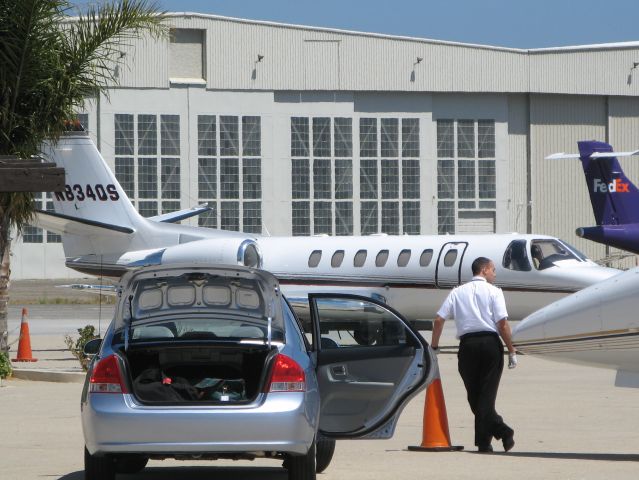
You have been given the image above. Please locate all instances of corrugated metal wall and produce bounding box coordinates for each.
[530,48,639,96]
[530,95,607,261]
[506,95,529,233]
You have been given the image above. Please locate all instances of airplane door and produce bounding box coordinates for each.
[435,242,468,288]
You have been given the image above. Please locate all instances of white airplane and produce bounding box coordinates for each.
[513,267,639,387]
[33,131,620,321]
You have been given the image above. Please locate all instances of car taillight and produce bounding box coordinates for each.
[266,354,306,392]
[89,354,128,394]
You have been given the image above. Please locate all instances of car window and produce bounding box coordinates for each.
[313,297,409,348]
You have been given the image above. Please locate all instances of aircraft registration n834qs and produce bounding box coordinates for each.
[33,132,620,321]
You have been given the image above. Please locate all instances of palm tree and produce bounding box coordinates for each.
[0,0,167,352]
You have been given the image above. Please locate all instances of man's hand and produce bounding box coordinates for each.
[431,346,440,355]
[508,352,517,369]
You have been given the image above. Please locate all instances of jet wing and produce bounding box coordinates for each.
[148,204,211,223]
[33,210,134,236]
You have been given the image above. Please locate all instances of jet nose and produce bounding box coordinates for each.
[563,264,620,289]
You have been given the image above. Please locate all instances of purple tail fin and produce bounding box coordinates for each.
[578,141,639,225]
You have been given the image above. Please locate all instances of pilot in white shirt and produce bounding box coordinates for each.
[431,256,517,453]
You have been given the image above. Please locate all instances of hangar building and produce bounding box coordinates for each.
[13,12,639,279]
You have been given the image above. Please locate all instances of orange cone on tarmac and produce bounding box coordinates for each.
[12,307,37,362]
[408,359,462,452]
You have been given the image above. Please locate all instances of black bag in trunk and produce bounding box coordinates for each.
[133,367,200,402]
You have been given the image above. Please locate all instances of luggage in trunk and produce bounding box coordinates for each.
[124,344,274,404]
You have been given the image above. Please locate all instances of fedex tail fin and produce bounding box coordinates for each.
[576,141,639,226]
[547,141,639,255]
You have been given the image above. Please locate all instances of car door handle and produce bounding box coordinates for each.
[331,365,347,377]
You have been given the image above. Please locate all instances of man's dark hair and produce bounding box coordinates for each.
[472,257,492,275]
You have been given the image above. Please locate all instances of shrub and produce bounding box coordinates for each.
[64,325,99,371]
[0,351,12,381]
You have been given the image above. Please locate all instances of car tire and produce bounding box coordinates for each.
[287,439,316,480]
[315,437,336,473]
[114,454,149,474]
[84,447,115,480]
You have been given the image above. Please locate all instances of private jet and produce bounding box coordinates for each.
[32,131,619,321]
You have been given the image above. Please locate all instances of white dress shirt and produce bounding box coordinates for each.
[436,276,508,339]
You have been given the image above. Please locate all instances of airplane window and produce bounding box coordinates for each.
[397,249,411,267]
[375,250,389,267]
[354,249,367,267]
[502,240,532,272]
[308,250,322,268]
[331,250,345,268]
[419,249,433,267]
[531,239,579,270]
[443,249,458,267]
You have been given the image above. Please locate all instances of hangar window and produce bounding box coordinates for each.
[291,117,353,236]
[354,249,367,267]
[308,250,322,268]
[23,193,64,244]
[113,114,182,219]
[195,115,262,233]
[375,250,389,267]
[397,249,411,267]
[331,250,345,268]
[502,240,532,272]
[419,249,433,267]
[360,117,421,235]
[436,119,496,234]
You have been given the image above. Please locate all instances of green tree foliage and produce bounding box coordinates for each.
[0,1,167,352]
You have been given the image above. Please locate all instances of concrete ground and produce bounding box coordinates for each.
[2,288,639,479]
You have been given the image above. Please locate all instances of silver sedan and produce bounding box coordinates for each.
[81,264,433,479]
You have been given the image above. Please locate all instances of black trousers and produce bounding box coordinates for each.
[457,332,514,447]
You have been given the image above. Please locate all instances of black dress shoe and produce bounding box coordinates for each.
[477,445,493,453]
[502,434,515,452]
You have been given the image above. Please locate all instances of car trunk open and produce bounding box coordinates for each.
[122,343,277,405]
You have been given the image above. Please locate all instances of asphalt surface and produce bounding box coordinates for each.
[2,299,639,479]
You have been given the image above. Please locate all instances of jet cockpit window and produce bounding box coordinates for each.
[502,240,532,272]
[331,250,345,268]
[531,239,581,270]
[376,250,389,267]
[419,249,433,267]
[354,249,367,267]
[308,250,322,268]
[397,249,411,267]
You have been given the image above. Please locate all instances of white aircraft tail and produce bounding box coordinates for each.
[38,132,151,258]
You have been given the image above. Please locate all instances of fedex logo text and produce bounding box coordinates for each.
[593,178,630,193]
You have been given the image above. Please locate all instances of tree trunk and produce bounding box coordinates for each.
[0,238,10,354]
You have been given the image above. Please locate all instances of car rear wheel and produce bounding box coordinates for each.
[114,454,149,474]
[84,447,115,480]
[287,439,316,480]
[315,437,336,473]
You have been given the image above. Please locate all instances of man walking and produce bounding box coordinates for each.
[431,257,517,453]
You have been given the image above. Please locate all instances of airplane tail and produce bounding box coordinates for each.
[38,131,152,258]
[577,140,639,226]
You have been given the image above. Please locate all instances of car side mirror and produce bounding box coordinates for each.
[83,338,102,357]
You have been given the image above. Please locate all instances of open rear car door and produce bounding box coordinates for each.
[308,294,432,439]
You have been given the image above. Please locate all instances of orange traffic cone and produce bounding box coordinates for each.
[12,308,37,362]
[408,360,462,452]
